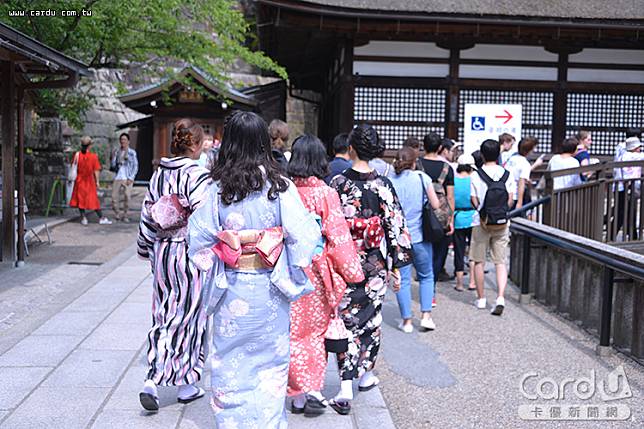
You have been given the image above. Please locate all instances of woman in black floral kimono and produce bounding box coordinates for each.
[329,124,412,414]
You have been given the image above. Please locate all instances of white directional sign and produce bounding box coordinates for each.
[463,104,522,155]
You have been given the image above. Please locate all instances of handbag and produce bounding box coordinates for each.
[325,310,349,353]
[419,174,445,243]
[67,152,79,182]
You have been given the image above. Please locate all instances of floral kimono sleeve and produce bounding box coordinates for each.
[187,183,228,314]
[279,181,321,270]
[322,187,364,284]
[377,178,413,269]
[187,183,220,267]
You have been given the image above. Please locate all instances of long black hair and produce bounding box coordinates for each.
[211,111,288,205]
[287,134,329,179]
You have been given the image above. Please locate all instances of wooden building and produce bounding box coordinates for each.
[0,22,90,264]
[119,66,286,180]
[255,0,644,154]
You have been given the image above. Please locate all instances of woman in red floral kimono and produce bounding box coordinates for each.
[287,135,364,416]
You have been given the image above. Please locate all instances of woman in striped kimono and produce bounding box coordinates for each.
[188,111,320,429]
[136,119,211,411]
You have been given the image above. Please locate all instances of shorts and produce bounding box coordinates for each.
[469,224,510,265]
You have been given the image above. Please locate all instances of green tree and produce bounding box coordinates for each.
[0,0,286,128]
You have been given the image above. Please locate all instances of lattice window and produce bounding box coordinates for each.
[458,89,554,153]
[566,93,644,156]
[354,86,445,149]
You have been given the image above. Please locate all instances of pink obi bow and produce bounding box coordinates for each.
[348,216,385,250]
[146,194,190,230]
[212,227,284,268]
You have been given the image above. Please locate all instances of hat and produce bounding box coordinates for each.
[457,154,476,166]
[626,137,642,151]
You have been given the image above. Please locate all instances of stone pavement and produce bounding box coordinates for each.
[0,246,394,429]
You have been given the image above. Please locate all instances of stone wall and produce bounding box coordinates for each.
[23,118,66,214]
[73,69,145,175]
[286,90,320,146]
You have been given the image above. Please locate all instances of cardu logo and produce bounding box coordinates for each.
[518,366,633,421]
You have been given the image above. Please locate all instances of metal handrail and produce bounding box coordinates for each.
[508,196,550,218]
[510,217,644,352]
[511,220,644,281]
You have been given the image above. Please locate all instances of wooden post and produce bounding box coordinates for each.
[1,60,16,263]
[551,52,568,153]
[446,48,460,140]
[338,38,355,134]
[16,87,25,265]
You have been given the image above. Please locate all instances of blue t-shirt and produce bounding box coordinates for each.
[325,157,352,184]
[389,169,432,244]
[454,176,475,229]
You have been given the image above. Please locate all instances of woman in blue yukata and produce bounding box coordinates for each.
[188,111,320,429]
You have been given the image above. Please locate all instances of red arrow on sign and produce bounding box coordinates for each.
[495,109,513,124]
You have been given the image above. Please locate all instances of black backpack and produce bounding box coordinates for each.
[478,168,510,226]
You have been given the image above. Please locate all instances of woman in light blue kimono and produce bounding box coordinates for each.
[188,111,320,429]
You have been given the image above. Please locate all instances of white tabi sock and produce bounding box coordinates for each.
[335,379,354,401]
[308,390,324,401]
[359,370,379,388]
[143,379,157,397]
[177,384,199,400]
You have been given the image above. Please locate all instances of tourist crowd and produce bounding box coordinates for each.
[124,111,641,428]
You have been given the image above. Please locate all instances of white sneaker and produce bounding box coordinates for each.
[99,217,113,225]
[398,322,413,333]
[419,318,436,331]
[491,297,505,316]
[80,216,88,226]
[475,298,487,309]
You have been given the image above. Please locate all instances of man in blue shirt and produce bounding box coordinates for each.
[325,133,352,184]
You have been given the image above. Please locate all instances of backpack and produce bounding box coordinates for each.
[478,168,510,226]
[418,158,453,230]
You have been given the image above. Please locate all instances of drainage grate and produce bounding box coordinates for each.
[67,261,103,266]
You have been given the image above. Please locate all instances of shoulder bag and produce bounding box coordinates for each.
[419,174,445,243]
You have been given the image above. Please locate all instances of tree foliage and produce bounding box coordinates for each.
[0,0,286,128]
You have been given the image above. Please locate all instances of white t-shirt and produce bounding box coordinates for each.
[470,164,514,226]
[505,153,531,201]
[500,145,518,167]
[547,155,581,190]
[620,151,644,196]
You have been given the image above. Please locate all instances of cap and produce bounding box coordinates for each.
[457,154,476,166]
[626,137,642,151]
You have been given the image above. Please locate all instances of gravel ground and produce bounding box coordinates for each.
[376,259,644,429]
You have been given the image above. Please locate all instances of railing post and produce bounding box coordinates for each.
[595,168,606,242]
[597,267,614,356]
[520,234,531,304]
[543,172,554,226]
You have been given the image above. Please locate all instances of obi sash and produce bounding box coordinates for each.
[147,194,191,240]
[348,216,385,251]
[212,227,284,271]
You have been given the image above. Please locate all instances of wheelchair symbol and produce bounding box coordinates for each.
[471,116,485,131]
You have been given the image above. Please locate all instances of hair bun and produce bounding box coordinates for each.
[349,124,384,161]
[171,119,204,155]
